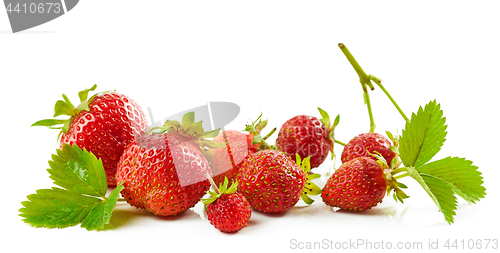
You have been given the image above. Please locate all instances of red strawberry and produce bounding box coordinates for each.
[321,157,387,211]
[202,177,251,233]
[211,114,276,187]
[32,85,148,186]
[341,132,396,166]
[115,112,220,216]
[211,130,250,187]
[276,108,339,169]
[237,150,321,214]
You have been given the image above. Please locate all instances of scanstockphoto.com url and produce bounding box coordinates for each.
[289,238,499,250]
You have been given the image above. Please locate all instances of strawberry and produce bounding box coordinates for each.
[276,108,339,169]
[32,85,148,186]
[321,157,387,211]
[341,132,396,166]
[237,150,321,214]
[115,112,221,216]
[211,114,276,187]
[211,130,249,187]
[202,177,251,233]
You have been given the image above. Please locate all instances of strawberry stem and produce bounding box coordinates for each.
[334,139,346,146]
[338,43,376,133]
[370,77,410,122]
[205,173,219,194]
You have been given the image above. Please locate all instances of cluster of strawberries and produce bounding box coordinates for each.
[34,84,399,233]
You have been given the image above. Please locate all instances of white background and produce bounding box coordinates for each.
[2,1,499,252]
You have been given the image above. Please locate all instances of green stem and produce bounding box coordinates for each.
[334,139,346,146]
[391,167,409,175]
[364,92,376,133]
[394,173,409,180]
[338,43,376,133]
[371,77,410,123]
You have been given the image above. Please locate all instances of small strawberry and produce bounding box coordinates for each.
[202,177,251,233]
[276,108,339,169]
[32,85,148,186]
[211,114,276,187]
[116,112,222,216]
[341,132,396,166]
[237,150,321,214]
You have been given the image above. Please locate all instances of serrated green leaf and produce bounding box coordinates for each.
[417,157,486,204]
[48,144,107,198]
[420,174,457,224]
[399,100,448,169]
[407,167,457,224]
[81,183,124,231]
[19,187,102,229]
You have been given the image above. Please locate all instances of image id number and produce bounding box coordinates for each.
[6,2,62,14]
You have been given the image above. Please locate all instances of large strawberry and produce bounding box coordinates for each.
[202,177,251,233]
[321,157,387,211]
[32,85,148,186]
[341,132,396,166]
[116,112,221,216]
[211,114,276,187]
[237,150,321,214]
[276,108,339,169]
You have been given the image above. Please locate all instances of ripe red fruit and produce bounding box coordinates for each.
[276,108,339,169]
[341,132,395,165]
[321,157,387,211]
[211,130,251,187]
[202,178,251,233]
[211,114,276,187]
[237,150,320,214]
[32,85,148,186]
[115,112,219,216]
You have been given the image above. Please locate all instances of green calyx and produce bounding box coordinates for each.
[201,176,238,209]
[367,149,409,204]
[147,111,225,163]
[243,113,278,151]
[318,107,342,158]
[295,154,322,205]
[31,84,109,140]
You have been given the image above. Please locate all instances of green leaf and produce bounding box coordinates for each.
[201,128,221,139]
[20,183,123,231]
[53,100,75,117]
[81,183,124,231]
[255,119,268,133]
[20,187,103,229]
[417,157,486,204]
[48,144,107,198]
[78,84,97,103]
[19,144,122,231]
[399,100,448,169]
[407,167,457,224]
[31,119,67,128]
[182,112,195,128]
[252,134,263,145]
[318,107,331,128]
